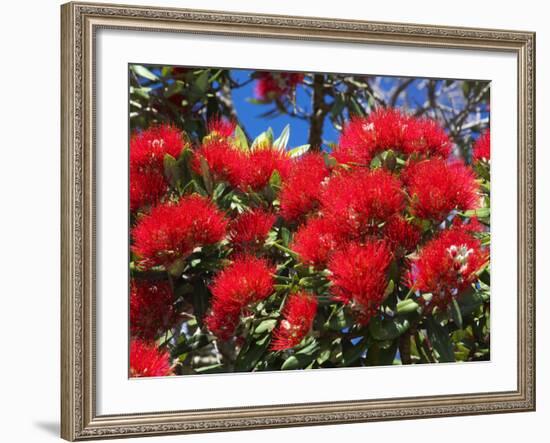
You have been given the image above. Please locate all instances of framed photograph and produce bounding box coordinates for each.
[61,1,536,440]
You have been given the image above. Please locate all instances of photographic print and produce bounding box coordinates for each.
[128,65,491,377]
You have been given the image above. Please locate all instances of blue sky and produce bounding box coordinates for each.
[230,69,339,149]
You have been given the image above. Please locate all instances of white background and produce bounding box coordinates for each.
[0,0,546,442]
[96,28,517,414]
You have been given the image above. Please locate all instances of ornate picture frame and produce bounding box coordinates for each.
[61,1,535,440]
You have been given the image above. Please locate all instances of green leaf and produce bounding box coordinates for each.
[194,363,224,374]
[450,298,464,329]
[281,339,320,370]
[254,319,277,336]
[251,129,274,151]
[199,156,213,194]
[131,65,159,81]
[234,334,271,371]
[233,125,249,152]
[369,316,410,341]
[273,124,290,151]
[288,144,311,158]
[462,207,490,220]
[365,341,398,366]
[163,154,178,187]
[425,317,455,363]
[396,299,420,315]
[342,338,368,366]
[194,70,210,93]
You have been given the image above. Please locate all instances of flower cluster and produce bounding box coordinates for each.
[332,108,451,166]
[254,72,304,101]
[406,223,488,308]
[129,106,489,375]
[205,255,275,340]
[130,339,173,377]
[473,130,491,162]
[131,195,227,269]
[271,292,318,351]
[192,121,292,192]
[130,280,179,340]
[130,125,185,211]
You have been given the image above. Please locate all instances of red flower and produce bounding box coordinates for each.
[403,118,451,158]
[206,255,275,340]
[333,109,450,166]
[332,109,409,166]
[130,280,179,340]
[320,169,404,239]
[131,195,227,269]
[329,241,392,324]
[129,125,186,212]
[291,217,343,268]
[191,138,246,185]
[235,148,292,191]
[383,215,421,254]
[280,153,330,221]
[206,117,236,139]
[229,209,276,251]
[254,72,304,101]
[271,292,318,351]
[403,158,479,221]
[130,125,185,171]
[473,130,490,161]
[406,225,488,308]
[130,169,170,212]
[129,339,173,377]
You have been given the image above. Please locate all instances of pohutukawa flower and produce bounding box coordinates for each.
[206,117,236,140]
[254,72,304,101]
[404,118,452,158]
[383,215,421,254]
[271,292,318,351]
[129,339,173,377]
[291,217,343,268]
[206,255,275,340]
[229,209,276,251]
[473,130,490,162]
[333,109,451,166]
[406,225,488,309]
[191,138,245,185]
[131,195,227,269]
[403,158,480,221]
[130,280,179,340]
[130,169,170,212]
[129,125,186,212]
[280,153,331,221]
[329,241,392,324]
[235,148,292,191]
[321,169,404,239]
[130,124,185,171]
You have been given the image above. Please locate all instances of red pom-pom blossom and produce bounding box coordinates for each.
[329,241,392,324]
[321,169,404,239]
[383,215,421,254]
[130,280,179,340]
[129,124,186,212]
[254,72,304,101]
[130,339,173,377]
[332,109,451,166]
[206,255,275,340]
[229,209,276,252]
[406,225,488,309]
[236,148,291,192]
[271,292,318,351]
[291,217,343,268]
[473,130,490,162]
[131,195,227,269]
[403,158,480,221]
[280,153,330,221]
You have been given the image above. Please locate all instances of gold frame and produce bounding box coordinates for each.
[61,1,536,440]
